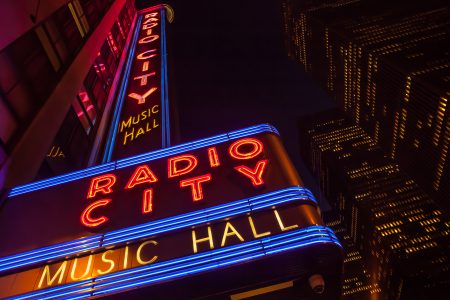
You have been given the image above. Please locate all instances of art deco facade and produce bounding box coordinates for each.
[282,0,450,213]
[299,109,450,299]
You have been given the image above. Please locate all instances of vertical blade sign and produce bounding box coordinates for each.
[112,6,169,160]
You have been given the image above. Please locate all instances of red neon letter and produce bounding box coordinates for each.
[139,35,159,44]
[207,147,220,167]
[180,174,212,201]
[81,199,111,228]
[229,138,264,160]
[87,174,116,199]
[234,160,268,186]
[145,13,158,18]
[142,189,153,214]
[126,165,158,189]
[168,154,198,178]
[136,49,157,60]
[143,23,158,30]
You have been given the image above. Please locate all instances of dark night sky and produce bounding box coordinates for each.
[164,0,336,204]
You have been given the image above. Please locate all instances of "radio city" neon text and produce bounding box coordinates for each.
[81,138,268,228]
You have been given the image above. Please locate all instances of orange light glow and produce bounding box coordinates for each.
[80,199,111,227]
[136,49,157,60]
[144,12,158,18]
[87,174,116,199]
[139,35,159,44]
[180,174,212,201]
[143,17,159,23]
[142,61,149,72]
[142,189,153,214]
[133,72,156,86]
[126,165,158,189]
[229,138,264,160]
[128,87,157,104]
[234,160,267,186]
[168,154,198,178]
[143,23,158,30]
[207,147,220,167]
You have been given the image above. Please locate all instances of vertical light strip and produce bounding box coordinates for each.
[160,8,167,148]
[391,112,400,159]
[162,8,171,147]
[68,2,85,38]
[433,116,449,190]
[103,16,143,163]
[432,97,447,146]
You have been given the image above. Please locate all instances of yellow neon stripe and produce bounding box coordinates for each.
[230,281,294,300]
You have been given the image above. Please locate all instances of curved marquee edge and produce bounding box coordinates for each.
[0,186,314,274]
[8,124,280,197]
[8,225,341,300]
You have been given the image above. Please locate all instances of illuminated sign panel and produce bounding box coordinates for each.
[0,125,342,299]
[0,125,310,257]
[0,207,336,298]
[104,5,171,161]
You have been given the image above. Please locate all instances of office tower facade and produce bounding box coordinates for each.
[281,0,450,212]
[324,212,383,299]
[299,109,450,299]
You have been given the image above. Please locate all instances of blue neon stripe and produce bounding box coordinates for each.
[0,238,101,266]
[102,198,249,239]
[161,8,170,147]
[8,124,279,197]
[100,228,336,285]
[0,187,316,274]
[160,8,168,148]
[8,279,91,300]
[98,239,262,283]
[102,15,143,163]
[0,235,101,263]
[227,124,279,139]
[95,247,262,289]
[7,226,340,299]
[160,8,165,148]
[8,163,115,197]
[94,229,337,292]
[0,241,100,270]
[114,135,229,169]
[102,186,316,246]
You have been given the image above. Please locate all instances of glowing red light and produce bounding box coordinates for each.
[229,138,263,160]
[207,147,220,167]
[80,199,111,227]
[168,154,198,178]
[87,174,116,199]
[180,174,212,201]
[234,160,268,186]
[126,165,158,189]
[142,189,153,214]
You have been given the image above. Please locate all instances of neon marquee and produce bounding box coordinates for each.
[0,124,342,299]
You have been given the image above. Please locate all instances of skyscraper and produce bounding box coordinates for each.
[281,0,450,213]
[299,108,450,299]
[324,211,383,299]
